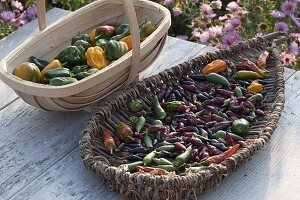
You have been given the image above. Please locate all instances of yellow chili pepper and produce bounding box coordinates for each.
[247,80,263,93]
[202,59,227,75]
[120,35,132,50]
[85,46,108,69]
[89,29,97,46]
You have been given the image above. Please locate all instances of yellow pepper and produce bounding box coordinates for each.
[85,46,108,69]
[89,29,97,46]
[247,80,263,93]
[40,59,61,81]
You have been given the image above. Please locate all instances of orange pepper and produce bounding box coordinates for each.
[102,127,116,154]
[40,59,61,81]
[247,80,263,93]
[89,29,97,46]
[120,35,132,50]
[202,59,227,75]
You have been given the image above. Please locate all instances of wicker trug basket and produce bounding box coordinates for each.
[79,32,286,200]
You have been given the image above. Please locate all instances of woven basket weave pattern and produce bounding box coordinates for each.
[79,36,285,200]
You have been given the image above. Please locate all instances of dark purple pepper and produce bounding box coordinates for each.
[164,115,173,125]
[189,137,203,146]
[173,90,183,100]
[206,144,223,155]
[191,148,200,161]
[166,137,182,143]
[182,75,194,82]
[206,105,218,113]
[190,74,206,81]
[255,109,265,117]
[210,123,231,133]
[180,132,196,138]
[197,93,209,101]
[174,142,187,152]
[169,93,176,101]
[216,89,234,98]
[245,93,253,98]
[182,80,195,85]
[194,102,202,111]
[230,83,240,89]
[177,122,185,129]
[203,83,216,91]
[164,87,173,101]
[236,96,247,102]
[132,110,146,117]
[257,79,267,85]
[209,88,216,95]
[198,146,209,160]
[167,132,178,138]
[211,114,225,122]
[205,121,217,129]
[177,126,193,132]
[182,84,196,93]
[196,119,206,125]
[202,92,214,99]
[148,125,166,133]
[202,99,214,106]
[214,97,225,106]
[226,110,237,117]
[177,104,189,113]
[210,142,228,151]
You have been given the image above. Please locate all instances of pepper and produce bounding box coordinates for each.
[155,145,176,152]
[231,118,250,137]
[40,59,62,81]
[153,158,173,165]
[95,38,108,50]
[225,132,235,146]
[71,65,88,74]
[96,25,116,39]
[257,51,269,68]
[202,59,227,75]
[144,133,153,148]
[13,62,41,83]
[240,56,266,75]
[85,46,108,69]
[55,46,82,68]
[126,155,143,162]
[213,130,244,141]
[174,142,187,153]
[89,29,97,46]
[167,101,183,112]
[71,33,91,45]
[29,56,49,71]
[136,166,168,175]
[120,35,132,50]
[234,87,243,97]
[119,161,143,173]
[140,19,156,40]
[247,80,263,93]
[49,77,78,86]
[116,24,129,35]
[101,127,116,154]
[200,144,240,166]
[116,122,134,143]
[143,151,156,166]
[73,68,99,80]
[205,73,230,88]
[127,99,142,112]
[173,145,192,167]
[153,95,167,120]
[136,116,145,133]
[44,67,71,81]
[247,93,264,103]
[105,40,128,61]
[233,70,263,80]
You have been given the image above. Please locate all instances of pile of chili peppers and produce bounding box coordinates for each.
[101,51,270,176]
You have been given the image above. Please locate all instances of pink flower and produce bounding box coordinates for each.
[290,33,300,41]
[172,7,182,16]
[290,14,300,28]
[193,30,210,44]
[237,8,248,17]
[212,0,222,9]
[275,22,288,32]
[208,25,223,38]
[0,11,15,22]
[224,24,235,32]
[164,0,173,6]
[271,11,286,19]
[222,31,241,47]
[281,1,296,15]
[281,51,296,65]
[226,2,240,12]
[200,4,216,18]
[227,18,241,27]
[12,0,24,11]
[289,41,299,55]
[218,15,228,21]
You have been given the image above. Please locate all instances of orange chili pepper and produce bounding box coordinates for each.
[120,35,132,50]
[247,80,263,93]
[136,166,168,175]
[201,143,240,166]
[202,59,227,75]
[102,127,116,154]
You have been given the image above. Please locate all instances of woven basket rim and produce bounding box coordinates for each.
[79,33,285,199]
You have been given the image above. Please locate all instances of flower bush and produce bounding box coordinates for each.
[156,0,300,69]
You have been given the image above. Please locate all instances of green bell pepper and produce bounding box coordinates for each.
[71,33,91,45]
[29,56,49,71]
[73,68,98,80]
[95,38,108,50]
[49,77,78,86]
[44,67,71,79]
[71,65,88,74]
[73,40,91,50]
[116,24,129,35]
[55,46,82,68]
[140,19,156,40]
[105,40,128,61]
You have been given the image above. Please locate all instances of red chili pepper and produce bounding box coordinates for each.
[102,127,116,154]
[225,132,235,146]
[240,56,265,75]
[216,89,234,98]
[136,166,168,175]
[201,144,240,166]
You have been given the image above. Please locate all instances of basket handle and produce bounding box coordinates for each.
[36,0,141,86]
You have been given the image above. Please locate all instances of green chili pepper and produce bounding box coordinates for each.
[29,56,49,71]
[119,161,143,173]
[71,33,91,45]
[167,101,183,112]
[71,65,88,74]
[153,119,163,141]
[155,145,176,152]
[44,67,71,79]
[213,130,244,141]
[153,95,167,120]
[136,116,146,133]
[205,73,230,88]
[55,46,82,68]
[153,158,173,165]
[144,133,153,148]
[234,87,243,97]
[233,70,263,80]
[143,151,156,166]
[49,77,78,86]
[186,166,209,173]
[247,93,264,103]
[127,99,142,112]
[173,145,192,167]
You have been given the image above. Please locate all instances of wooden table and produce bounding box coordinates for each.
[1,8,300,200]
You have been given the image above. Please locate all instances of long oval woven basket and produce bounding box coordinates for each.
[79,33,285,200]
[0,0,171,111]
